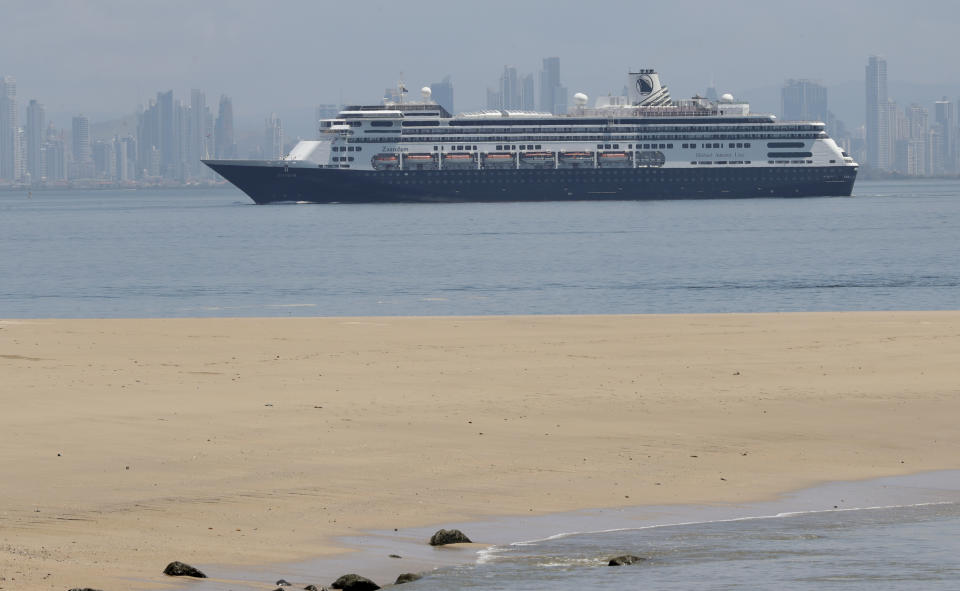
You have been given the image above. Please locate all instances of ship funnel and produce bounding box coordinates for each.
[628,69,672,106]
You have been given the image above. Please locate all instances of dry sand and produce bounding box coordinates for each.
[1,312,959,590]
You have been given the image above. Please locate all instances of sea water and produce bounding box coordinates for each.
[202,472,960,590]
[1,179,959,317]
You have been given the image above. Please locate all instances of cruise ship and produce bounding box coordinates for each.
[204,70,857,204]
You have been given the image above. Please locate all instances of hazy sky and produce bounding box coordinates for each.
[3,0,960,135]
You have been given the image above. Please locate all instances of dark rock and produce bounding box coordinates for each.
[395,572,422,584]
[276,580,292,586]
[304,586,323,591]
[608,554,647,566]
[330,573,380,590]
[68,588,104,591]
[162,560,207,578]
[429,528,472,546]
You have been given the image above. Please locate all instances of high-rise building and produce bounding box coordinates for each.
[0,76,19,181]
[137,98,160,178]
[485,87,502,110]
[520,74,535,111]
[42,136,67,182]
[865,56,891,171]
[933,98,955,175]
[71,114,93,178]
[92,139,117,179]
[115,136,136,182]
[429,77,453,115]
[500,66,520,110]
[539,57,567,115]
[188,89,212,178]
[214,95,236,159]
[264,113,283,159]
[781,79,828,123]
[26,99,45,182]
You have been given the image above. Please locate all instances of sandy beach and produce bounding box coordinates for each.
[2,312,959,590]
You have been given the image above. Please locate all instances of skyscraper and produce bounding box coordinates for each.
[71,114,92,178]
[26,99,45,182]
[500,66,520,110]
[933,98,955,174]
[188,89,212,178]
[520,74,535,111]
[865,56,891,171]
[214,95,236,159]
[0,76,19,181]
[264,113,283,159]
[430,76,453,115]
[137,98,160,178]
[781,79,828,123]
[539,57,567,115]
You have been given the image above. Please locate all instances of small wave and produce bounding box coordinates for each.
[497,501,958,549]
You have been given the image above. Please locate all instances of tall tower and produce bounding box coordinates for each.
[539,57,566,115]
[781,79,828,123]
[26,99,45,181]
[214,95,235,159]
[71,114,92,177]
[429,76,453,115]
[934,98,955,174]
[865,56,891,171]
[189,89,211,178]
[500,66,520,110]
[0,76,19,181]
[264,113,283,159]
[520,74,535,111]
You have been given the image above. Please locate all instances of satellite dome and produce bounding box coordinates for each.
[421,86,432,100]
[573,92,588,106]
[720,93,735,103]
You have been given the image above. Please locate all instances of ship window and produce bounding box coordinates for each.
[830,159,836,163]
[767,152,812,158]
[737,143,743,148]
[496,145,503,150]
[713,143,720,148]
[370,121,395,127]
[597,144,603,149]
[768,141,804,148]
[535,145,541,149]
[667,144,673,149]
[348,156,354,161]
[613,144,619,149]
[745,143,751,148]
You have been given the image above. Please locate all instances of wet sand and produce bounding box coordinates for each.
[2,312,959,590]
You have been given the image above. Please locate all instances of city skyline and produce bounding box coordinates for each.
[3,0,960,125]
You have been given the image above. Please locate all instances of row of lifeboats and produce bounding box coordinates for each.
[371,150,661,171]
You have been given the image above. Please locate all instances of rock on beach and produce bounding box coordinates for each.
[429,528,472,546]
[162,560,207,577]
[330,573,380,590]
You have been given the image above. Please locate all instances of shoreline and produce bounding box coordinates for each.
[2,312,960,590]
[184,469,960,590]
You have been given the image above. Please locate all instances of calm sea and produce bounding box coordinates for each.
[1,179,959,318]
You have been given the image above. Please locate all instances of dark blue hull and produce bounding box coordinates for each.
[203,161,858,204]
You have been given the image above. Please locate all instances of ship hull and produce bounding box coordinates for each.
[204,160,857,204]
